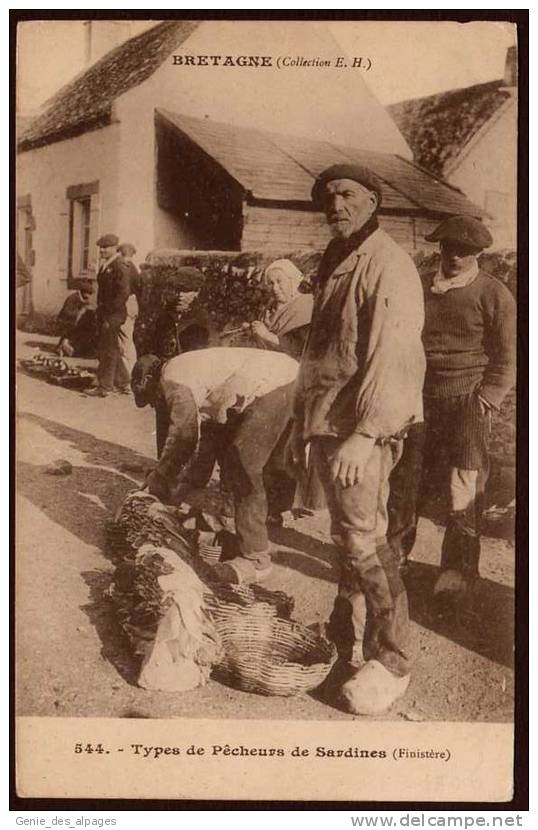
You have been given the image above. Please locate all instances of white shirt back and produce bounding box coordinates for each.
[160,347,298,420]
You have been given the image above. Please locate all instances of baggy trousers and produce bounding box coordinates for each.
[387,423,426,567]
[386,390,490,578]
[312,436,410,677]
[118,316,137,382]
[423,391,490,578]
[219,383,297,568]
[156,383,297,568]
[97,321,131,392]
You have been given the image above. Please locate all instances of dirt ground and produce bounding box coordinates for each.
[16,332,515,723]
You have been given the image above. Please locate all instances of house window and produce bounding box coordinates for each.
[69,196,92,277]
[16,194,35,317]
[17,199,34,269]
[63,181,100,285]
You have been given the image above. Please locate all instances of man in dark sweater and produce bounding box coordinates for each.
[420,215,516,608]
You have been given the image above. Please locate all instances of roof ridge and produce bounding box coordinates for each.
[40,22,173,110]
[18,20,199,152]
[388,78,505,110]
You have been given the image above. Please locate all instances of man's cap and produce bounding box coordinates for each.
[119,242,137,256]
[76,278,94,294]
[311,164,383,208]
[425,215,493,249]
[166,266,204,291]
[96,233,119,248]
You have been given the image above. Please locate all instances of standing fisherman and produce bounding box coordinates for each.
[87,234,132,397]
[287,164,426,715]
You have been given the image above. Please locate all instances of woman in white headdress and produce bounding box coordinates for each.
[248,259,314,359]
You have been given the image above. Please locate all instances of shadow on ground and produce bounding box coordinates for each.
[266,523,515,671]
[17,460,139,550]
[23,339,58,353]
[81,568,140,686]
[270,524,338,584]
[17,413,514,677]
[19,412,152,475]
[404,560,514,670]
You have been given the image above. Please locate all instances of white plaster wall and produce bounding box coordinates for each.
[16,124,121,315]
[113,93,156,260]
[116,86,223,255]
[448,100,517,248]
[129,20,411,157]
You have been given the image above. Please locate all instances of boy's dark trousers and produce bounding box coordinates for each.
[386,391,490,579]
[387,423,426,567]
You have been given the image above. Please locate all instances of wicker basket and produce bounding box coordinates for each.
[210,608,335,697]
[205,582,295,621]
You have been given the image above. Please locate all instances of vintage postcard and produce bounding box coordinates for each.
[14,14,524,805]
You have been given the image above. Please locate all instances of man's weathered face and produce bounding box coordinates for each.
[440,240,480,278]
[322,178,378,239]
[99,245,117,261]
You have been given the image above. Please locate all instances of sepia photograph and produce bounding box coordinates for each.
[14,13,525,804]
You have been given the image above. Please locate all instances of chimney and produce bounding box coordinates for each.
[83,20,133,66]
[504,45,517,88]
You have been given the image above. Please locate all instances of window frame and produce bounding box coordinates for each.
[64,181,99,287]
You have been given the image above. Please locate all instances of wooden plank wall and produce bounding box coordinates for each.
[413,217,442,251]
[242,205,440,253]
[241,205,332,252]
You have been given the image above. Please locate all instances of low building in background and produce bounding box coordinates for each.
[389,46,517,248]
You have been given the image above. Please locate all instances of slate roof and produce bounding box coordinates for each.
[157,109,484,217]
[16,114,36,139]
[388,80,512,178]
[17,21,199,152]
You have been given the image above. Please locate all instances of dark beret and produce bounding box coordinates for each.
[96,233,119,248]
[311,164,383,208]
[76,278,94,294]
[166,266,204,291]
[425,215,493,250]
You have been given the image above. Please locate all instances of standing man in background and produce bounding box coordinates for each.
[418,216,517,609]
[87,234,132,397]
[288,164,425,716]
